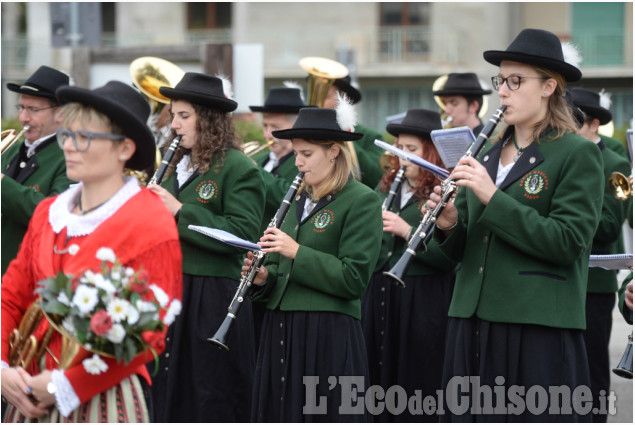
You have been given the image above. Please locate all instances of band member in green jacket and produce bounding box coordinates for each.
[362,108,457,422]
[244,104,383,422]
[147,72,265,422]
[429,29,604,421]
[2,66,74,275]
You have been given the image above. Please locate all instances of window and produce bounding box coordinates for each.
[187,2,232,30]
[378,3,431,61]
[571,2,624,66]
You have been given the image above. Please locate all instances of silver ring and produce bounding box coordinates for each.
[468,174,472,180]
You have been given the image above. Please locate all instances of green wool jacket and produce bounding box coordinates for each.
[587,142,631,293]
[254,179,383,320]
[374,189,456,275]
[162,148,265,278]
[354,124,385,189]
[1,136,73,275]
[601,134,629,160]
[436,129,604,330]
[252,151,300,234]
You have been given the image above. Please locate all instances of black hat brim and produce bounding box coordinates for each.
[7,83,58,100]
[577,105,612,125]
[56,86,155,171]
[159,87,238,112]
[386,123,433,139]
[483,51,582,82]
[432,87,492,96]
[249,105,304,113]
[334,80,362,104]
[272,128,363,142]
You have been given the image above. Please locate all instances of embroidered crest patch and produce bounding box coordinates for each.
[312,209,335,233]
[29,184,40,193]
[519,171,549,199]
[196,180,218,204]
[417,200,427,219]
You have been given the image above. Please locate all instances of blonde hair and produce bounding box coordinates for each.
[60,102,124,135]
[306,139,352,200]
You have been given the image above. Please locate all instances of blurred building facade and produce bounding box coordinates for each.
[1,2,632,133]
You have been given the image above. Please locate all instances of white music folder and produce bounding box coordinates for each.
[589,254,633,270]
[188,225,262,251]
[430,126,476,169]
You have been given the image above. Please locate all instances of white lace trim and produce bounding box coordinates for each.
[52,369,80,418]
[48,176,141,236]
[176,154,197,187]
[1,361,8,369]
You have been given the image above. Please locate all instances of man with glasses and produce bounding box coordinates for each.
[1,66,73,275]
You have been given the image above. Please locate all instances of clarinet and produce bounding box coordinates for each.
[148,135,181,186]
[384,106,507,287]
[382,166,406,212]
[209,172,305,350]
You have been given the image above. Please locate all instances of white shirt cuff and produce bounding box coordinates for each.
[52,370,80,417]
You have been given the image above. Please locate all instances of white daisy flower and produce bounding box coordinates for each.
[125,267,135,277]
[82,354,108,375]
[72,285,99,315]
[163,299,182,326]
[149,284,169,308]
[93,274,116,294]
[96,247,116,263]
[83,270,96,284]
[111,270,121,281]
[57,292,71,306]
[106,324,126,344]
[127,306,140,325]
[107,298,130,323]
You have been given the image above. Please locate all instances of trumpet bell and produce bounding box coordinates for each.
[612,333,633,379]
[608,172,632,201]
[2,125,30,154]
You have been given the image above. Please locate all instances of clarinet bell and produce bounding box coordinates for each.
[612,333,633,379]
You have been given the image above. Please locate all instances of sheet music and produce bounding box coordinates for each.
[188,225,262,251]
[374,139,450,180]
[430,126,476,169]
[589,254,633,270]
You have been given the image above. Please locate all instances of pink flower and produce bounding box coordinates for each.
[90,310,113,336]
[142,330,166,352]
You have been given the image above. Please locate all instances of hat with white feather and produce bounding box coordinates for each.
[272,93,362,141]
[570,87,613,125]
[483,28,582,82]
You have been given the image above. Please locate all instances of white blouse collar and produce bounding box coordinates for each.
[49,176,141,236]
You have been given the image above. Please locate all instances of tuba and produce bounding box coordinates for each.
[299,57,361,178]
[129,57,185,184]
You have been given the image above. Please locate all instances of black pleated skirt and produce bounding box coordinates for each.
[150,274,256,422]
[251,309,371,422]
[441,316,592,422]
[361,270,455,422]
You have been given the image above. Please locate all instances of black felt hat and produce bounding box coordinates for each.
[564,89,585,129]
[7,65,70,100]
[272,107,363,142]
[570,87,612,125]
[56,81,155,171]
[249,87,306,113]
[159,72,238,112]
[386,109,442,139]
[334,76,362,104]
[432,73,491,96]
[483,28,582,82]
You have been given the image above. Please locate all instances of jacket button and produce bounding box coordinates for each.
[478,266,484,274]
[482,236,488,244]
[387,251,392,256]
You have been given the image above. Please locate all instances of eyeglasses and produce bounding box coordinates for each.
[56,128,125,152]
[15,104,58,114]
[491,75,548,91]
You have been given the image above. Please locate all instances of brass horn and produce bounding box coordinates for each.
[608,171,632,201]
[243,140,276,158]
[299,56,360,178]
[1,125,30,154]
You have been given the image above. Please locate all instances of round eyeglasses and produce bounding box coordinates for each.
[491,75,548,91]
[56,128,125,152]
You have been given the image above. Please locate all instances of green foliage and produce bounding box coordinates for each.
[234,118,265,144]
[1,117,21,132]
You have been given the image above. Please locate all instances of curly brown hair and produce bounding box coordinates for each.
[166,102,243,177]
[379,137,444,201]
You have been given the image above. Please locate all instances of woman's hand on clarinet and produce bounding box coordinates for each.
[147,184,183,216]
[260,228,299,259]
[242,251,269,286]
[0,367,51,419]
[382,211,412,240]
[427,185,458,234]
[452,157,497,205]
[625,280,633,310]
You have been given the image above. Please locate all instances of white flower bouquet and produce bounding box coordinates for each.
[35,247,181,375]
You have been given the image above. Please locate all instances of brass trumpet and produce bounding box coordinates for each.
[608,171,632,201]
[243,139,276,158]
[1,125,30,154]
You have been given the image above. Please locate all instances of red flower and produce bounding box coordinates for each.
[136,270,150,283]
[130,280,149,295]
[90,310,113,336]
[142,330,166,352]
